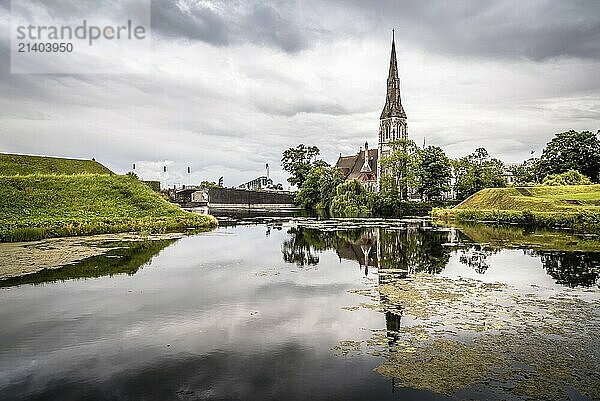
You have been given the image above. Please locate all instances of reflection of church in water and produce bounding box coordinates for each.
[282,222,600,352]
[333,224,458,348]
[334,223,459,279]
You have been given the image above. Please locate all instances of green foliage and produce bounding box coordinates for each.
[379,139,422,198]
[453,148,507,200]
[418,146,452,200]
[366,142,453,214]
[369,197,430,216]
[295,166,344,209]
[200,180,219,188]
[281,144,326,188]
[542,170,592,186]
[142,180,161,192]
[0,153,113,175]
[537,130,600,182]
[0,174,217,242]
[433,208,600,232]
[369,194,460,217]
[330,179,370,217]
[509,158,542,185]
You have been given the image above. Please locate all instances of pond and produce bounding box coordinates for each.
[0,216,599,400]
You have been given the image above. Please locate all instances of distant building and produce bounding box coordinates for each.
[239,176,274,190]
[503,162,519,185]
[335,30,408,192]
[238,163,282,190]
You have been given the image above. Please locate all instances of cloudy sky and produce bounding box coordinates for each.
[1,0,599,188]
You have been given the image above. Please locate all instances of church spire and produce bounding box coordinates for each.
[381,29,406,119]
[388,29,398,81]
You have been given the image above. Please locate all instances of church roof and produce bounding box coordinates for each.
[380,31,406,119]
[335,149,378,181]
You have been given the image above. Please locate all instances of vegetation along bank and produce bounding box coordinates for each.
[0,154,217,242]
[432,184,600,232]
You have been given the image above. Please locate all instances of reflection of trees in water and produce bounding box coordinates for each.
[537,251,600,288]
[456,223,600,286]
[281,225,454,275]
[378,228,453,275]
[281,227,323,266]
[0,239,177,288]
[281,227,375,267]
[458,245,497,274]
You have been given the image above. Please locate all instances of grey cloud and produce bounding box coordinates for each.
[147,0,600,60]
[150,0,309,53]
[1,0,600,186]
[332,0,600,61]
[151,0,229,46]
[10,0,600,60]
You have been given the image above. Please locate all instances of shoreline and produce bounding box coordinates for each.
[432,207,600,233]
[0,231,192,280]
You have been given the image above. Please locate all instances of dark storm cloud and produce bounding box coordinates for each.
[145,0,600,60]
[8,0,600,59]
[330,0,600,61]
[151,0,229,46]
[151,0,308,52]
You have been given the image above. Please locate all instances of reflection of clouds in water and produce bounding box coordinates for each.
[0,226,385,398]
[2,221,600,400]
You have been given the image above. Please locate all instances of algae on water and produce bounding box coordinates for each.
[342,272,600,400]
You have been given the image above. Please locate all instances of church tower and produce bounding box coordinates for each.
[377,30,407,188]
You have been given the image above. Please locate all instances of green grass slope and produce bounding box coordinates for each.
[433,185,600,232]
[455,185,600,212]
[0,153,113,175]
[0,174,217,241]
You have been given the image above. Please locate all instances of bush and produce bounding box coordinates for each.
[330,179,370,217]
[142,180,161,192]
[542,170,592,186]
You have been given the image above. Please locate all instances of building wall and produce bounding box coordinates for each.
[208,187,294,205]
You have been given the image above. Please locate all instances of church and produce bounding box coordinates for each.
[335,31,408,191]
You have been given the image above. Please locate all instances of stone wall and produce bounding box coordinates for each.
[208,187,294,206]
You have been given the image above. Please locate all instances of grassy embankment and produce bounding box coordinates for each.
[432,185,600,231]
[0,153,114,175]
[0,154,217,242]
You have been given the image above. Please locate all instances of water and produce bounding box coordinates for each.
[0,217,598,400]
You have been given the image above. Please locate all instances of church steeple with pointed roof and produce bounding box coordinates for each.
[380,30,406,119]
[377,29,408,190]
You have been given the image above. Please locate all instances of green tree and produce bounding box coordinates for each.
[454,148,507,200]
[200,181,218,188]
[418,146,451,200]
[295,166,344,209]
[330,179,370,216]
[542,170,592,186]
[538,130,600,182]
[379,139,422,199]
[281,144,326,188]
[509,158,541,185]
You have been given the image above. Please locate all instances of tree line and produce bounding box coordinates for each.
[281,130,600,215]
